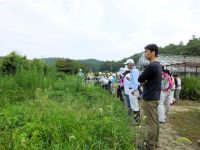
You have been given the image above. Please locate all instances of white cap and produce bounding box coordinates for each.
[112,73,116,77]
[123,59,134,65]
[99,72,102,75]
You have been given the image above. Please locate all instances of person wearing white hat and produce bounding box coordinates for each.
[124,59,140,125]
[77,69,85,84]
[123,59,135,65]
[77,68,84,78]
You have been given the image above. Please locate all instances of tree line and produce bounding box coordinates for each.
[1,35,199,74]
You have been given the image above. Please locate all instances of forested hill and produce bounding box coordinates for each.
[159,35,200,56]
[78,59,103,72]
[42,53,142,72]
[42,35,200,72]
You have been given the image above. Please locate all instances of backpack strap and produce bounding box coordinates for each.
[162,73,173,91]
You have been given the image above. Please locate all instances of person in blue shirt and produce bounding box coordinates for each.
[111,73,117,96]
[124,59,140,125]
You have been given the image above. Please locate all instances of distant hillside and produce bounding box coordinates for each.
[42,58,104,71]
[41,54,142,72]
[42,58,59,65]
[41,35,200,72]
[78,59,104,72]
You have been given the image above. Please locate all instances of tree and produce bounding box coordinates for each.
[56,59,88,74]
[184,36,200,55]
[1,51,29,75]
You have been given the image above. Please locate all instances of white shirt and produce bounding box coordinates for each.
[124,73,131,95]
[176,78,181,89]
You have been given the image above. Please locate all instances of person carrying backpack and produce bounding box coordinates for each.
[157,68,173,123]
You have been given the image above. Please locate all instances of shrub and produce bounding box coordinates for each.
[181,76,200,101]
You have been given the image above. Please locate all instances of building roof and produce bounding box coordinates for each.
[137,54,200,73]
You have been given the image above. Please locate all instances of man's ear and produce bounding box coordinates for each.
[151,50,155,56]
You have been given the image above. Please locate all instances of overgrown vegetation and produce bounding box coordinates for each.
[170,107,200,143]
[181,76,200,101]
[0,52,135,149]
[55,58,88,74]
[159,35,200,56]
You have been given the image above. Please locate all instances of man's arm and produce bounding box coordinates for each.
[129,69,139,91]
[138,65,153,83]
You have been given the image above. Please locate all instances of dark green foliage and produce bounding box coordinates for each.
[1,51,29,75]
[159,43,184,55]
[78,59,103,72]
[55,58,88,74]
[42,57,59,65]
[181,76,200,101]
[160,35,200,56]
[31,59,50,75]
[185,35,200,55]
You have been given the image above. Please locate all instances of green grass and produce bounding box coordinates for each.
[170,109,200,143]
[0,69,136,149]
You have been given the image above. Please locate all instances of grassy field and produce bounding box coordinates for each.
[0,69,135,149]
[169,101,200,143]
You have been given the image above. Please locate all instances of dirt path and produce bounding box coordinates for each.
[156,103,200,150]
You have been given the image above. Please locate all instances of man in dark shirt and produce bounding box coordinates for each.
[138,44,162,150]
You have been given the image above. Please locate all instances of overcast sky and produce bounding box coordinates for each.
[0,0,200,61]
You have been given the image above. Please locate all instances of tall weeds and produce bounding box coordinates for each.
[0,69,135,149]
[181,76,200,101]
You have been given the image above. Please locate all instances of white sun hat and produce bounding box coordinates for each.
[123,59,135,65]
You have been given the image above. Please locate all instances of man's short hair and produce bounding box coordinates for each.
[144,44,159,57]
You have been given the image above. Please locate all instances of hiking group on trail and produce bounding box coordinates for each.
[78,44,182,150]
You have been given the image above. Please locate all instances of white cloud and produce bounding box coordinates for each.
[0,0,200,60]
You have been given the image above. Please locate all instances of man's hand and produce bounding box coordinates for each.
[140,80,148,85]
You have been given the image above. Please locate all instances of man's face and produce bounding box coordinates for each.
[144,49,155,60]
[127,63,134,69]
